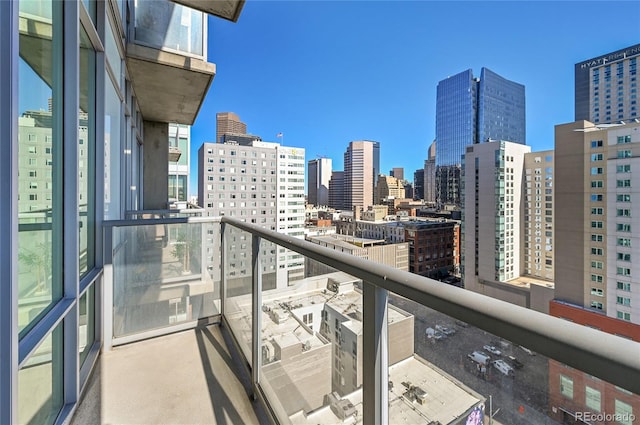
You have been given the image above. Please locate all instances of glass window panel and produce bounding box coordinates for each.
[104,78,122,220]
[18,322,64,425]
[79,285,95,365]
[104,12,122,89]
[17,0,63,335]
[79,24,96,276]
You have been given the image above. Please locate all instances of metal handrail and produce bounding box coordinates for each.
[104,214,640,394]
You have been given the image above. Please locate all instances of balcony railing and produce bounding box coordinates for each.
[102,214,640,425]
[133,0,205,58]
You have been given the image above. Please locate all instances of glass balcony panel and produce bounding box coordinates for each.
[112,221,217,337]
[18,321,63,425]
[134,0,204,57]
[257,245,364,423]
[387,295,638,425]
[223,226,254,365]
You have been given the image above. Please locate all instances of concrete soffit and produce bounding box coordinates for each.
[126,43,216,125]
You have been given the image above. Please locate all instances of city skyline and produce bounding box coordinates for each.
[189,1,639,196]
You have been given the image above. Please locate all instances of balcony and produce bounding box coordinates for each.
[69,214,639,424]
[128,1,215,124]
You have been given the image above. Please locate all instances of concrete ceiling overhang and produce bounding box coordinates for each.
[170,0,245,22]
[126,43,216,125]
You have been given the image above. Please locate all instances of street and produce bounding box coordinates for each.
[391,295,561,425]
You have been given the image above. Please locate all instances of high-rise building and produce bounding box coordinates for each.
[390,167,404,180]
[549,119,640,425]
[375,174,405,204]
[328,171,346,210]
[308,157,332,207]
[436,68,525,206]
[413,169,424,201]
[216,112,247,143]
[462,140,530,285]
[554,120,639,324]
[424,141,436,204]
[198,139,306,288]
[168,123,190,204]
[574,44,640,124]
[343,140,379,217]
[522,150,555,281]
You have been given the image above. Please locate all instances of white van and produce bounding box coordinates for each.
[493,359,515,377]
[468,351,491,365]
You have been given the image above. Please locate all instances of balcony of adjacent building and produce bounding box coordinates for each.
[127,0,242,126]
[44,213,639,425]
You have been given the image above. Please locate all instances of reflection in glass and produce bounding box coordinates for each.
[79,286,95,365]
[104,78,121,220]
[17,0,63,335]
[18,322,63,425]
[79,24,96,276]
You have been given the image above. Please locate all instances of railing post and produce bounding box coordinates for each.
[220,222,226,318]
[362,281,389,425]
[251,234,262,399]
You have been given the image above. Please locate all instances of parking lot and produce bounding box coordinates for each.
[391,295,560,425]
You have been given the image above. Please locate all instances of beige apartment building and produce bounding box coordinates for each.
[374,174,405,204]
[555,120,639,324]
[523,150,554,282]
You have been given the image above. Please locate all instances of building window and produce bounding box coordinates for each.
[560,374,573,399]
[591,234,604,242]
[591,140,604,148]
[617,179,632,188]
[614,399,633,425]
[590,274,603,283]
[590,302,604,310]
[617,209,631,217]
[617,311,632,322]
[617,135,632,144]
[617,194,632,202]
[585,386,601,412]
[590,288,603,296]
[616,296,631,306]
[617,149,632,159]
[617,238,632,247]
[617,164,631,173]
[591,180,603,188]
[617,281,632,291]
[591,221,603,229]
[617,223,632,232]
[590,167,604,175]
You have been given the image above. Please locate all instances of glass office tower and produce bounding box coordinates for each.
[435,67,525,206]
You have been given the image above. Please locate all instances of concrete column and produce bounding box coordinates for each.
[143,120,169,210]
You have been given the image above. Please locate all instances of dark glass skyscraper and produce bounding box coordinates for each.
[435,67,525,205]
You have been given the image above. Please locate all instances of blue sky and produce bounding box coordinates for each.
[190,1,640,196]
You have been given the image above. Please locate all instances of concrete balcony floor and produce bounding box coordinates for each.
[71,325,269,425]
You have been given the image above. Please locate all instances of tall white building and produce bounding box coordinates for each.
[462,140,530,286]
[307,157,332,207]
[198,140,305,288]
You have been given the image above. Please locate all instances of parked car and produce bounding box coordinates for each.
[507,355,524,369]
[519,345,536,356]
[492,359,515,377]
[483,345,502,356]
[435,325,456,336]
